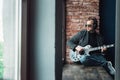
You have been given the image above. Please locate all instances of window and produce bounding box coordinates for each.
[0,0,22,79]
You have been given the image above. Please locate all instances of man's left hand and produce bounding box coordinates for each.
[101,46,107,52]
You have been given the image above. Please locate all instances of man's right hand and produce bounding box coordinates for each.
[75,45,84,52]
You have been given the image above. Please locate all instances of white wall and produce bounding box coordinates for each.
[34,0,55,80]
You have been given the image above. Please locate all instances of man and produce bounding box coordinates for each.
[67,17,115,78]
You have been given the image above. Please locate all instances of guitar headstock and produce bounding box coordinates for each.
[111,44,114,47]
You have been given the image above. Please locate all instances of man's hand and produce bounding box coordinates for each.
[101,46,107,52]
[75,45,84,53]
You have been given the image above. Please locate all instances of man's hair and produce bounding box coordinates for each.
[87,17,98,29]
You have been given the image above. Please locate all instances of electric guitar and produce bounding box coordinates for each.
[70,44,114,62]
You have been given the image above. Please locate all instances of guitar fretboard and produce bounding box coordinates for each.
[89,44,114,52]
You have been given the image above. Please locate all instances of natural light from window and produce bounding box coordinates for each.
[0,0,21,80]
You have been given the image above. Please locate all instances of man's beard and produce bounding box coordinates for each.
[88,29,95,33]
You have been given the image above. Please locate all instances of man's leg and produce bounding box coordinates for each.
[81,54,115,76]
[103,61,115,77]
[81,54,107,66]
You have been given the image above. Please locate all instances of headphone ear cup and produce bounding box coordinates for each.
[93,24,96,29]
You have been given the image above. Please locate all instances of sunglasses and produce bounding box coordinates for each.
[85,24,93,27]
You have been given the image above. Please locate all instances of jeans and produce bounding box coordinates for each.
[80,53,107,66]
[79,53,115,78]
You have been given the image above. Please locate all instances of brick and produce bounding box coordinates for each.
[67,8,79,12]
[72,1,79,5]
[66,22,72,26]
[67,12,74,15]
[71,19,80,23]
[72,15,80,19]
[66,32,71,36]
[70,22,79,26]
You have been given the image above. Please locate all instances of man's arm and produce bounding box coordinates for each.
[67,31,84,52]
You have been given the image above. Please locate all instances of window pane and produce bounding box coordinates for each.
[0,0,4,79]
[0,0,21,80]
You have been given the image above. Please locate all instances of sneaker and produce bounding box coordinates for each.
[107,61,115,75]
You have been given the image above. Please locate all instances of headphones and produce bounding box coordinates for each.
[86,17,98,30]
[93,18,98,29]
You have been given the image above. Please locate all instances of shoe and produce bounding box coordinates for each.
[107,61,115,75]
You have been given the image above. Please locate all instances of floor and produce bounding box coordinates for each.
[62,64,113,80]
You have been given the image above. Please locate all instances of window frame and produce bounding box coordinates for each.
[21,0,27,80]
[55,0,120,80]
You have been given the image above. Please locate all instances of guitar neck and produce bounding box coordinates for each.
[89,44,114,52]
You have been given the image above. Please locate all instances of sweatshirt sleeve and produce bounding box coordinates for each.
[67,31,83,51]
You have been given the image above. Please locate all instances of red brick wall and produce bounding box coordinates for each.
[66,0,100,63]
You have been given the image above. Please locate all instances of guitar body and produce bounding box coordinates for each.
[70,50,88,62]
[69,45,91,62]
